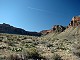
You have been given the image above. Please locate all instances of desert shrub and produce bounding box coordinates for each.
[52,54,63,60]
[53,38,59,40]
[17,38,21,41]
[0,43,7,49]
[7,54,42,60]
[7,46,12,50]
[33,41,39,45]
[0,46,6,49]
[73,52,80,58]
[72,44,80,58]
[51,47,57,53]
[47,43,53,47]
[63,39,68,41]
[7,41,16,47]
[26,39,33,43]
[21,39,33,44]
[11,47,23,52]
[43,54,63,60]
[7,38,13,41]
[7,48,43,60]
[40,41,46,44]
[73,47,80,58]
[25,43,35,48]
[0,37,3,42]
[21,41,26,45]
[57,46,67,50]
[7,54,25,60]
[21,37,28,40]
[56,43,67,50]
[26,48,42,59]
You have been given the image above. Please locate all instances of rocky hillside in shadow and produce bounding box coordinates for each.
[0,23,42,36]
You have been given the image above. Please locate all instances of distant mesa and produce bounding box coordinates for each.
[0,23,42,36]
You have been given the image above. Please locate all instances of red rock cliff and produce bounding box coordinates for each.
[69,16,80,27]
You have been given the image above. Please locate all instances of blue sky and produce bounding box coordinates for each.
[0,0,80,32]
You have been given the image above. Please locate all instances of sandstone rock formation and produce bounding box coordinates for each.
[52,25,66,32]
[68,16,80,27]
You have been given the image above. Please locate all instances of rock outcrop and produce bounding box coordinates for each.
[52,25,66,32]
[40,25,66,35]
[68,16,80,27]
[0,23,42,36]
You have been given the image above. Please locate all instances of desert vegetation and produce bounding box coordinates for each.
[0,33,64,60]
[0,26,80,60]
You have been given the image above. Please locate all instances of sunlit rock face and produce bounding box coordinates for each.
[0,23,42,36]
[68,16,80,27]
[40,25,66,35]
[52,25,66,32]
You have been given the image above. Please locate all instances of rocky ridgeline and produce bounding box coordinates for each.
[0,23,66,36]
[41,16,80,35]
[0,23,41,36]
[40,25,66,35]
[0,16,80,36]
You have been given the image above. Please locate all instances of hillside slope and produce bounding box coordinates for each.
[0,27,80,60]
[42,26,80,60]
[0,23,41,36]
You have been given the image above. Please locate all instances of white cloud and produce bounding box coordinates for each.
[27,7,50,13]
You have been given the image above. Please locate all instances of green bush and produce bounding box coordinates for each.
[11,47,23,52]
[25,43,35,48]
[27,48,42,59]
